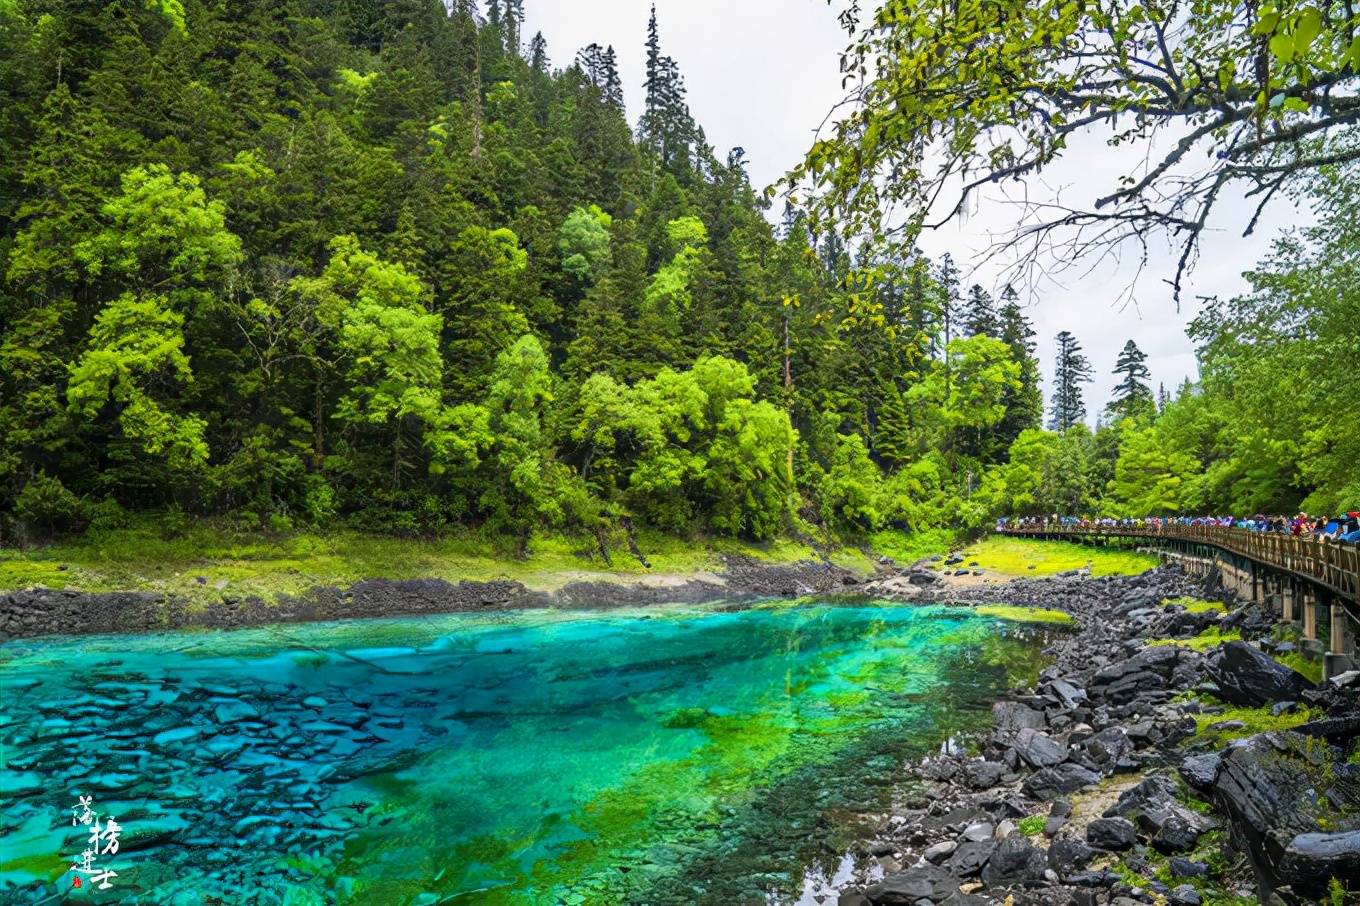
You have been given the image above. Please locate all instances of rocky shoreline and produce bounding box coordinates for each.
[832,565,1360,906]
[0,556,864,642]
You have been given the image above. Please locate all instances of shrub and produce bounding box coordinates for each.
[13,473,87,538]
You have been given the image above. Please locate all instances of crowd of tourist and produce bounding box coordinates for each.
[997,512,1360,544]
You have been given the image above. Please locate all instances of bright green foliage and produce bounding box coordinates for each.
[558,205,613,282]
[1105,422,1202,516]
[6,0,1336,548]
[76,164,241,290]
[479,335,555,536]
[818,433,883,534]
[67,294,209,471]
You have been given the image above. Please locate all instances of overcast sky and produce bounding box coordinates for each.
[523,0,1308,419]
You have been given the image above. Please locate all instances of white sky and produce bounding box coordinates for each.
[523,0,1309,417]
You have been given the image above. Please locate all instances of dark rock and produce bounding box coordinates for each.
[865,866,962,904]
[1207,719,1245,732]
[964,761,1007,790]
[1212,731,1360,897]
[1050,800,1072,818]
[1045,679,1086,709]
[1152,816,1205,854]
[1044,816,1066,837]
[1022,763,1100,801]
[1167,858,1208,878]
[946,840,995,877]
[1168,884,1202,906]
[993,701,1047,731]
[1066,870,1119,888]
[1047,838,1096,877]
[1178,753,1221,791]
[1089,646,1202,704]
[1008,727,1067,769]
[923,841,957,863]
[1080,726,1134,768]
[1270,700,1298,716]
[1086,817,1138,851]
[1203,641,1315,707]
[1280,831,1360,885]
[980,835,1048,888]
[1103,773,1179,820]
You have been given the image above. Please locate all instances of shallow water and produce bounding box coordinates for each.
[0,601,1058,904]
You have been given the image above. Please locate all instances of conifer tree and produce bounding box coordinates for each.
[1049,330,1093,431]
[962,284,999,337]
[994,286,1043,454]
[1105,339,1155,422]
[528,32,549,72]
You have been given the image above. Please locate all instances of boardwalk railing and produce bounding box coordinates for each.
[999,524,1360,606]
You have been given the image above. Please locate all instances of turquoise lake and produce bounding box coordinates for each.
[0,601,1060,904]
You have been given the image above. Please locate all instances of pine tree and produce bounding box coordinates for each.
[962,284,999,337]
[1105,339,1155,422]
[1157,382,1170,413]
[994,286,1043,453]
[602,46,624,109]
[528,32,549,72]
[1049,330,1093,431]
[934,254,960,357]
[638,6,696,172]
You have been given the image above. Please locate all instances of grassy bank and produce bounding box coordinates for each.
[0,519,886,603]
[0,523,1159,606]
[940,535,1158,578]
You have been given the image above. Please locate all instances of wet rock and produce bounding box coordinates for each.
[1007,727,1067,769]
[1087,817,1138,851]
[947,841,995,877]
[980,835,1047,888]
[1167,858,1209,878]
[963,761,1006,790]
[1021,763,1100,801]
[865,865,962,904]
[993,701,1046,732]
[1203,641,1315,707]
[1178,753,1221,791]
[1152,816,1204,854]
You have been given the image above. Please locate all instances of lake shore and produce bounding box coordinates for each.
[832,566,1360,906]
[0,529,1156,642]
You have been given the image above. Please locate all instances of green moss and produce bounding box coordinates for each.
[1147,627,1243,652]
[950,536,1157,578]
[1276,651,1324,684]
[1165,596,1226,614]
[975,605,1075,625]
[1192,701,1317,741]
[1017,814,1046,836]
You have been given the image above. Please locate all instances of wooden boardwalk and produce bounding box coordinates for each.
[1000,525,1360,679]
[999,524,1359,607]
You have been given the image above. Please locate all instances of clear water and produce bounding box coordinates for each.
[0,601,1057,904]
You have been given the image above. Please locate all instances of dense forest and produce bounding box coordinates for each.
[0,0,1354,550]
